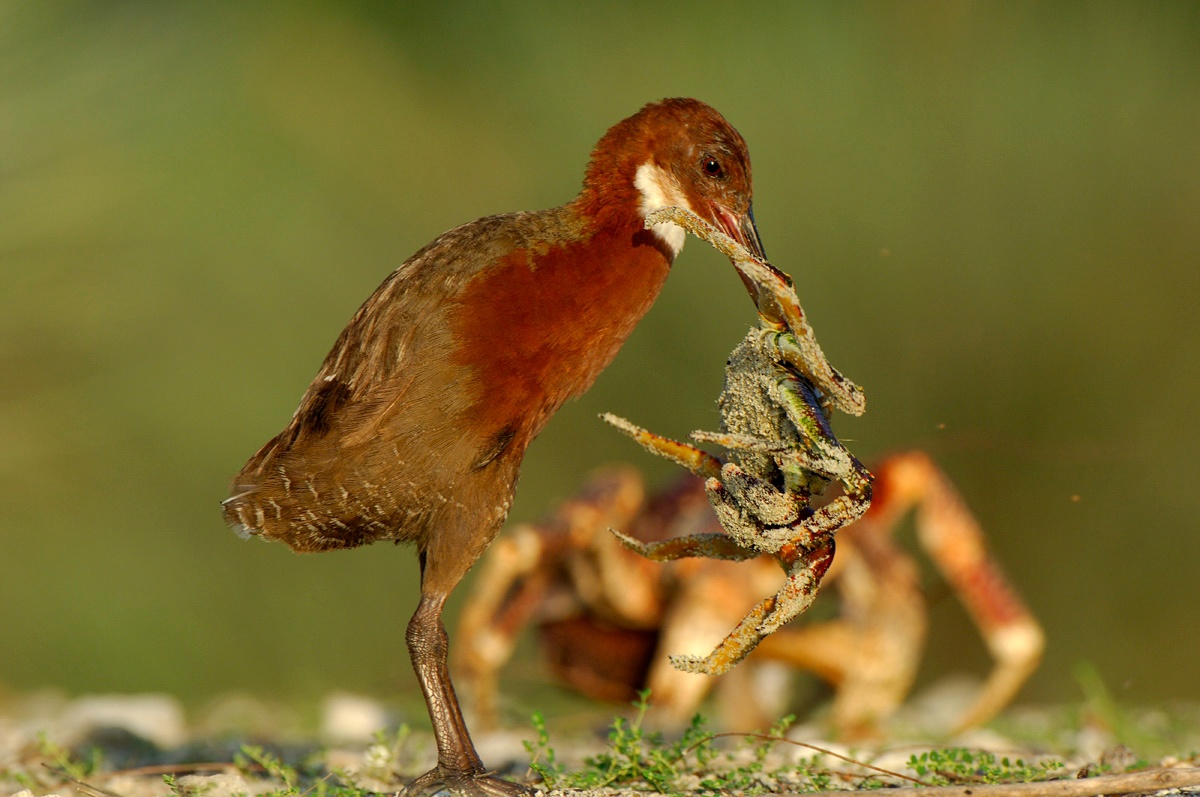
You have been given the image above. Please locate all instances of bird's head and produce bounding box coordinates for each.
[581,98,765,263]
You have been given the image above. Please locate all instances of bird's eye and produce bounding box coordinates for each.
[703,158,723,178]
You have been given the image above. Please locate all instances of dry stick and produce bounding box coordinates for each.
[689,732,929,786]
[786,767,1200,797]
[45,771,124,797]
[47,761,272,797]
[688,736,1200,796]
[104,761,254,777]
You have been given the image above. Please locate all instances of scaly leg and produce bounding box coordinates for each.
[405,554,528,797]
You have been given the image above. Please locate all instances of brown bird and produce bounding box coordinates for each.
[223,98,763,796]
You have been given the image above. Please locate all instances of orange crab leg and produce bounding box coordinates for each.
[669,592,777,675]
[610,528,755,562]
[869,451,1045,731]
[668,539,836,676]
[600,413,723,480]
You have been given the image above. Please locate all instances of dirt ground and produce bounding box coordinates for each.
[2,689,1198,797]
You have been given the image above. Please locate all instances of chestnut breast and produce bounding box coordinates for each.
[223,204,672,553]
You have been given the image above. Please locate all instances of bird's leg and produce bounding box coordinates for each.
[404,575,528,797]
[406,593,482,771]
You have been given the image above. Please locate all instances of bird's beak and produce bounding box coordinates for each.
[714,203,767,261]
[714,203,788,319]
[738,204,767,261]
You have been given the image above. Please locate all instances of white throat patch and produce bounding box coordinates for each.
[633,162,692,258]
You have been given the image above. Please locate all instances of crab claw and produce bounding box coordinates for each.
[731,250,803,334]
[713,204,781,317]
[640,205,865,416]
[709,208,867,418]
[709,203,808,333]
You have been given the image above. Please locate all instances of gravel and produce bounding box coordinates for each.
[2,689,1197,797]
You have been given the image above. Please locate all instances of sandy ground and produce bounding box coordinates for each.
[2,689,1198,797]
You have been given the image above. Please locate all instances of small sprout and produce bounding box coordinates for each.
[362,741,394,780]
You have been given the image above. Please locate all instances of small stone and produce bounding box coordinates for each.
[320,692,388,744]
[1100,743,1139,772]
[62,693,186,748]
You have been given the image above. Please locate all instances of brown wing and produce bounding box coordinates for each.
[222,211,548,552]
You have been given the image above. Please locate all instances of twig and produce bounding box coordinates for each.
[104,761,258,778]
[43,769,124,797]
[688,732,929,786]
[784,766,1200,797]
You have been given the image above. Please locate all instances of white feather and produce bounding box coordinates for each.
[633,162,692,258]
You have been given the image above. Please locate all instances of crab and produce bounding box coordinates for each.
[453,454,1045,736]
[600,204,873,676]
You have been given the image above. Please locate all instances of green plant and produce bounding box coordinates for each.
[524,709,566,786]
[236,744,299,792]
[36,732,101,781]
[907,747,1064,785]
[527,689,717,791]
[524,693,863,794]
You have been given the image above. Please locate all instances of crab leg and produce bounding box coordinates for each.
[669,538,836,675]
[760,539,837,636]
[668,592,777,675]
[875,451,1045,731]
[601,413,723,479]
[691,429,843,479]
[609,528,756,563]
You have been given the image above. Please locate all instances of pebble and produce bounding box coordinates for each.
[60,693,186,749]
[319,691,389,744]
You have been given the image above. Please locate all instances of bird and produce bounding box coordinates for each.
[222,98,764,797]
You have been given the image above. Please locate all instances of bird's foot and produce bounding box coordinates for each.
[402,765,530,797]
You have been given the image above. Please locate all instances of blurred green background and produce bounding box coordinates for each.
[2,1,1198,727]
